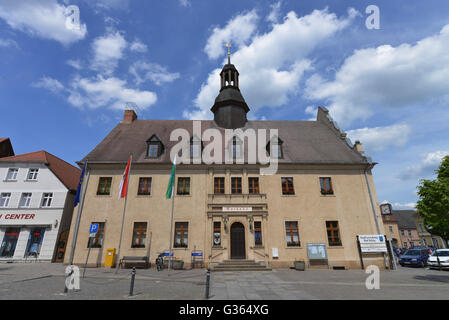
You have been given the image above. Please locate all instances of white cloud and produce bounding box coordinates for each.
[32,76,64,93]
[392,202,416,209]
[0,0,87,45]
[266,1,281,24]
[67,59,83,70]
[305,24,449,127]
[204,10,259,60]
[68,76,157,110]
[130,39,148,53]
[129,61,180,86]
[186,8,357,120]
[347,123,411,153]
[399,150,449,180]
[0,38,18,48]
[179,0,191,7]
[91,30,127,75]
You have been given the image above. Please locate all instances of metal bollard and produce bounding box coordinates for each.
[205,268,211,299]
[129,267,136,296]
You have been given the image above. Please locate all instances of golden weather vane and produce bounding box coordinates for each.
[224,42,232,63]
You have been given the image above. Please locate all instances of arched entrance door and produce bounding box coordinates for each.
[230,222,245,259]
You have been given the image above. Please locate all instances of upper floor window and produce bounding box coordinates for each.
[281,177,294,195]
[146,135,164,158]
[408,230,412,236]
[177,177,190,195]
[326,221,342,246]
[214,177,225,194]
[27,169,39,181]
[0,193,11,207]
[19,193,32,208]
[41,193,53,207]
[231,177,242,194]
[389,226,393,233]
[320,177,334,195]
[97,177,112,195]
[248,177,259,194]
[138,177,152,195]
[6,168,18,181]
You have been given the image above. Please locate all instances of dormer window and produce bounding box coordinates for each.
[146,135,164,158]
[266,137,283,159]
[190,136,203,160]
[232,137,243,159]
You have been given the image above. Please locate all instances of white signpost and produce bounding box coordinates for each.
[358,235,388,253]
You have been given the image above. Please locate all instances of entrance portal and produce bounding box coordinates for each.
[230,222,245,259]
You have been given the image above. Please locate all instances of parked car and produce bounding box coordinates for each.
[399,248,429,267]
[427,249,449,269]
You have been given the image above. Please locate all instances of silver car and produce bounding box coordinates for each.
[427,249,449,269]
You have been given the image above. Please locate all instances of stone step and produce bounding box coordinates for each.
[213,267,272,272]
[221,260,257,264]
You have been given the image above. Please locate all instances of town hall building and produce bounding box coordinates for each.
[64,57,388,270]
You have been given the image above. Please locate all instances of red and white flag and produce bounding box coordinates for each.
[118,155,132,199]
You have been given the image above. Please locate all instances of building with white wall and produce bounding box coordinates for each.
[0,151,80,262]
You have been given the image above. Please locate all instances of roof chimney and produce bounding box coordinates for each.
[354,140,364,154]
[123,109,137,123]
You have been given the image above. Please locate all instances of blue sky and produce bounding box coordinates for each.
[1,0,449,209]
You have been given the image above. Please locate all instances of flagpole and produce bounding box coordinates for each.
[168,188,175,272]
[167,157,176,272]
[115,155,132,274]
[68,160,90,266]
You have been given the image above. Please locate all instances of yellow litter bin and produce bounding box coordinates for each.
[104,248,116,267]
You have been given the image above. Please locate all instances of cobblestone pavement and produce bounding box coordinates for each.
[1,262,448,300]
[209,266,449,300]
[0,262,207,300]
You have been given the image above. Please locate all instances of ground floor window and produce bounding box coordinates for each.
[174,222,188,248]
[24,228,46,258]
[213,222,221,246]
[326,221,342,246]
[87,222,105,248]
[285,221,300,247]
[254,221,262,246]
[0,228,21,258]
[131,222,147,248]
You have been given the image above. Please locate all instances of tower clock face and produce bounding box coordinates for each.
[381,204,391,214]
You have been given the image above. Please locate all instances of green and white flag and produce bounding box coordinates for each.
[166,155,176,199]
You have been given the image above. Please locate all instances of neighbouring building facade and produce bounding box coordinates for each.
[0,151,80,262]
[392,210,422,249]
[414,214,447,249]
[65,59,387,270]
[380,202,401,248]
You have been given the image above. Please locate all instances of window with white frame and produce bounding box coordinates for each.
[19,193,32,207]
[6,168,18,181]
[27,169,39,181]
[0,193,11,207]
[41,193,53,207]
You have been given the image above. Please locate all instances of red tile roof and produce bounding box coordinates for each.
[0,150,81,191]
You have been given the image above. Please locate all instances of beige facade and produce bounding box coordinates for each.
[414,215,447,249]
[64,162,387,270]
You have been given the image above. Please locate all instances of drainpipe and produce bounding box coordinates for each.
[364,163,389,269]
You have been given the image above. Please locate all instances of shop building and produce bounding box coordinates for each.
[0,151,80,262]
[65,59,387,270]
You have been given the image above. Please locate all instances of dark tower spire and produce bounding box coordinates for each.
[211,43,249,129]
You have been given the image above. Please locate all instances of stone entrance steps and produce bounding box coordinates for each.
[212,259,272,271]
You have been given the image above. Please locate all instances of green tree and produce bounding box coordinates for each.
[416,155,449,245]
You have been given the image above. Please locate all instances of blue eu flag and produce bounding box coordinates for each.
[74,161,87,207]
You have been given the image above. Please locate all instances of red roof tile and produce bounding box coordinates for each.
[0,150,81,191]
